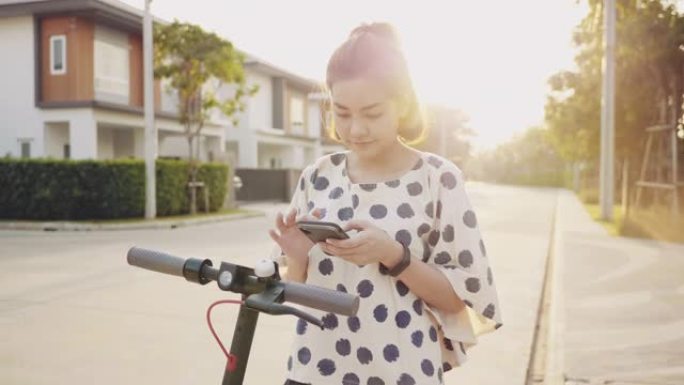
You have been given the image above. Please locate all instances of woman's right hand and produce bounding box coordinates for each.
[269,208,322,272]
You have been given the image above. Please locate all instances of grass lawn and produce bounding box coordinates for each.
[582,200,684,243]
[582,202,624,236]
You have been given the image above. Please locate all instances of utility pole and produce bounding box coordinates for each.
[144,0,157,219]
[600,0,616,220]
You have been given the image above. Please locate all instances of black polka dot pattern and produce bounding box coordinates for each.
[463,210,477,228]
[440,171,457,189]
[385,179,400,188]
[336,338,351,356]
[314,176,329,191]
[317,358,336,376]
[396,280,409,296]
[397,373,416,385]
[412,299,423,316]
[284,152,501,381]
[342,373,359,385]
[411,330,423,347]
[483,304,496,319]
[421,359,435,377]
[466,278,481,293]
[338,207,354,221]
[319,259,333,275]
[374,304,388,322]
[429,326,438,342]
[427,156,443,168]
[329,187,344,199]
[296,318,307,335]
[383,344,399,362]
[407,182,422,196]
[369,204,388,219]
[322,313,339,330]
[417,223,431,237]
[428,230,440,246]
[395,229,412,247]
[395,310,411,328]
[357,279,374,298]
[330,153,345,166]
[348,316,360,333]
[397,203,414,218]
[357,347,373,364]
[442,225,455,242]
[458,250,473,268]
[298,347,311,364]
[434,251,452,265]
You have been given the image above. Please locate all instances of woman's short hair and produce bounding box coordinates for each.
[325,22,425,143]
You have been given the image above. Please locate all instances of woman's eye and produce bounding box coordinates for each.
[335,112,351,119]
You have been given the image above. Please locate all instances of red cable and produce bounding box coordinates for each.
[206,299,244,373]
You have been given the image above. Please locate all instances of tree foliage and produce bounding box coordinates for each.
[545,0,684,169]
[154,20,257,213]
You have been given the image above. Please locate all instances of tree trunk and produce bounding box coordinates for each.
[188,135,197,215]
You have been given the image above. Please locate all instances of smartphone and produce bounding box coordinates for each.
[296,220,349,243]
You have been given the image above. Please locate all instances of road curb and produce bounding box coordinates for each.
[544,190,569,385]
[0,210,265,231]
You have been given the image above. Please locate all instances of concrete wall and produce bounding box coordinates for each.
[245,71,273,130]
[0,16,43,158]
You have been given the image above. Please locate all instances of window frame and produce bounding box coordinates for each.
[49,35,67,75]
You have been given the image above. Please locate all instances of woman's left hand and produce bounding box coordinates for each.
[319,219,403,267]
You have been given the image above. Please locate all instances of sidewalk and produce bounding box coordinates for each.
[0,208,264,231]
[549,191,684,385]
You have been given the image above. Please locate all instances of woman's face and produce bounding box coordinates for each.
[331,77,405,159]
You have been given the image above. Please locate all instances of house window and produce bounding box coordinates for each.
[49,35,67,75]
[94,27,129,101]
[290,97,305,135]
[63,144,70,159]
[20,142,31,158]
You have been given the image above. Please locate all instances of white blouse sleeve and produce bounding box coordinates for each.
[268,166,314,262]
[424,164,503,355]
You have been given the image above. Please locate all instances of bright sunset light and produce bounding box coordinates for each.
[119,0,588,150]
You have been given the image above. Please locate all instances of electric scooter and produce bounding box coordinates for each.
[127,246,360,385]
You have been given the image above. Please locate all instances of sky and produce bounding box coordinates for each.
[121,0,589,150]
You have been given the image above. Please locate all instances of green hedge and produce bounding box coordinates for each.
[0,158,228,220]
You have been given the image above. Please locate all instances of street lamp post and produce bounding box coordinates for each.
[600,0,616,221]
[144,0,157,219]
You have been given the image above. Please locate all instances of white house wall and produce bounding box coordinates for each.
[245,71,273,130]
[0,16,43,158]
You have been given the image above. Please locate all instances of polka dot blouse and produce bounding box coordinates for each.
[274,151,503,385]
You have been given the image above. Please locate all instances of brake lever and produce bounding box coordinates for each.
[245,292,324,329]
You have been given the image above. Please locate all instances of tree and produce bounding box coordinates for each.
[154,21,257,214]
[545,0,684,178]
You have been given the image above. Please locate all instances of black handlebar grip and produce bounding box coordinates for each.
[127,247,186,278]
[283,281,359,317]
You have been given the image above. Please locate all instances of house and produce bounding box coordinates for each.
[0,0,228,162]
[225,56,336,170]
[0,0,344,168]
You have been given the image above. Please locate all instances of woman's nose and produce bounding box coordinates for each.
[349,117,368,137]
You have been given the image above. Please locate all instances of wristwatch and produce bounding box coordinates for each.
[388,243,411,277]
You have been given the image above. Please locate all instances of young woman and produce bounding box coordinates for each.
[269,22,502,385]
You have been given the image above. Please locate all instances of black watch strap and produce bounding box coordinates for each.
[388,243,411,277]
